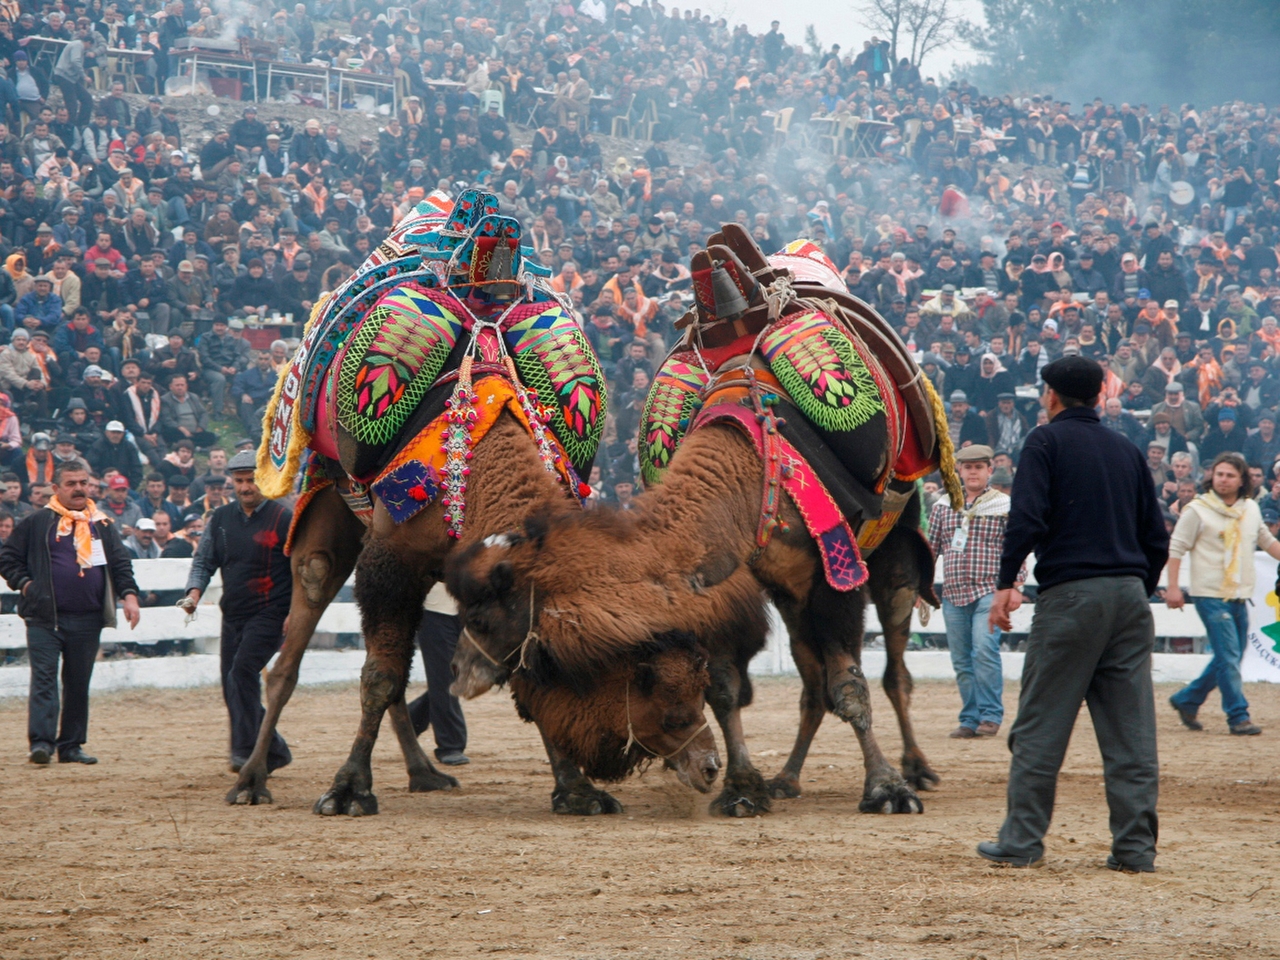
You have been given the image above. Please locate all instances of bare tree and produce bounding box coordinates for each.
[855,0,965,67]
[902,0,962,67]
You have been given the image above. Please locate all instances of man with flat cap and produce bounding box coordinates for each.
[929,444,1024,740]
[980,355,1169,872]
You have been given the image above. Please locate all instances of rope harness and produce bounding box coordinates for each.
[622,680,711,762]
[458,584,540,673]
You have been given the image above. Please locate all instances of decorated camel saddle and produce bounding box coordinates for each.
[255,189,606,545]
[639,224,961,591]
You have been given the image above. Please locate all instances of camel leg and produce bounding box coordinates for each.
[541,729,623,815]
[869,523,940,791]
[386,690,459,794]
[227,486,364,806]
[707,656,772,817]
[314,539,427,817]
[766,611,828,799]
[874,584,940,791]
[814,583,923,814]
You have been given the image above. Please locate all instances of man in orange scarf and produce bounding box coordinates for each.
[0,458,140,765]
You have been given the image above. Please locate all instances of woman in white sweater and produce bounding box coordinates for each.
[1165,452,1280,735]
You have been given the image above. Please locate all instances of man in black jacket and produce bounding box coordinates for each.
[982,356,1169,873]
[0,458,140,765]
[180,451,292,773]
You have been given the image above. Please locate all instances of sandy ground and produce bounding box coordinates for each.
[0,676,1276,960]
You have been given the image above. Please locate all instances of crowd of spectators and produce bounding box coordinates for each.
[0,0,1275,552]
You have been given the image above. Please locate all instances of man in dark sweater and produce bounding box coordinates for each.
[181,451,293,773]
[982,356,1169,873]
[0,458,140,764]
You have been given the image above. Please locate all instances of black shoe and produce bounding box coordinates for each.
[1230,722,1262,736]
[436,750,470,766]
[1169,696,1203,731]
[29,744,52,764]
[976,841,1043,868]
[229,755,249,773]
[267,752,292,773]
[59,748,98,764]
[1106,856,1155,874]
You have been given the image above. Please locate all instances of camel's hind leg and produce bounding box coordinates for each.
[869,526,940,791]
[811,581,923,814]
[227,486,364,806]
[314,539,454,816]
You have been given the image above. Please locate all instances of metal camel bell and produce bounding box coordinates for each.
[709,264,749,321]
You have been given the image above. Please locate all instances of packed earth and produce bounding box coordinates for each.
[2,677,1276,959]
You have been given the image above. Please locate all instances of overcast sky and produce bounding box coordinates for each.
[702,0,986,78]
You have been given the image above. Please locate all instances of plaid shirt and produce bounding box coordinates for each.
[928,489,1024,606]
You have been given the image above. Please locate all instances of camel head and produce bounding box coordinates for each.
[511,637,721,792]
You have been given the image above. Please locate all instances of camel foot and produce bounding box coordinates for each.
[830,665,872,733]
[766,774,803,800]
[551,784,624,816]
[408,766,459,793]
[313,766,378,817]
[859,771,923,814]
[902,753,941,792]
[710,767,772,817]
[225,762,273,805]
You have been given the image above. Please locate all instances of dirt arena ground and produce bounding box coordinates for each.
[0,676,1276,960]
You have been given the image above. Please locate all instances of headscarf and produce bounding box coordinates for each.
[1195,489,1246,593]
[0,392,13,422]
[5,252,27,280]
[978,352,1007,378]
[46,495,108,576]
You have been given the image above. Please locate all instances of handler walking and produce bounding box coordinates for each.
[180,451,293,772]
[1166,452,1277,736]
[0,458,141,765]
[982,356,1170,872]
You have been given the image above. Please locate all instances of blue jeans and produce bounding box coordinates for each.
[1172,597,1251,726]
[942,595,1004,728]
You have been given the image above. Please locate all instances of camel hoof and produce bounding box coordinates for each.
[902,757,941,792]
[409,768,459,793]
[859,776,923,814]
[551,786,623,816]
[226,784,273,805]
[766,775,803,800]
[710,769,772,817]
[313,787,379,817]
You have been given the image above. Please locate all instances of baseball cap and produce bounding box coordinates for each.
[106,420,125,432]
[135,517,156,531]
[108,475,130,489]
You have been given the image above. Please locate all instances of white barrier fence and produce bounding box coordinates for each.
[0,555,1271,698]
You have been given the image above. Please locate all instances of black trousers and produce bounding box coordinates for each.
[221,610,291,765]
[27,612,102,757]
[997,576,1160,866]
[53,76,95,127]
[407,611,467,756]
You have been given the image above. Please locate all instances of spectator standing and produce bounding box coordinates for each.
[982,356,1169,872]
[1165,452,1279,736]
[928,444,1021,740]
[0,458,140,765]
[180,451,292,773]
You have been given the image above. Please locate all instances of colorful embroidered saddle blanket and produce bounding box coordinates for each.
[638,233,960,590]
[258,194,604,500]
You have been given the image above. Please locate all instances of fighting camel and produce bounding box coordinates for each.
[449,226,961,817]
[229,191,718,815]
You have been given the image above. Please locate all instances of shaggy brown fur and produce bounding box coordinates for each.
[449,419,937,816]
[512,640,715,784]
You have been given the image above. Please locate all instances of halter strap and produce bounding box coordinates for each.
[459,583,540,672]
[622,680,710,762]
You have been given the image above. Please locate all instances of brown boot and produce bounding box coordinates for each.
[975,721,1001,737]
[949,725,976,739]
